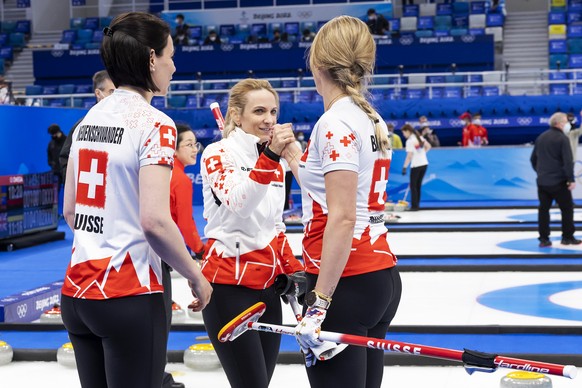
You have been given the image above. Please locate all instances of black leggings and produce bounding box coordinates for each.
[305,267,402,388]
[410,165,427,209]
[202,283,282,388]
[61,293,168,388]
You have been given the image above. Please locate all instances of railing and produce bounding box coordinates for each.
[14,68,582,108]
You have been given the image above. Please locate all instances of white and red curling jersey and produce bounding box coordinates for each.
[298,96,397,277]
[62,89,177,299]
[200,128,303,289]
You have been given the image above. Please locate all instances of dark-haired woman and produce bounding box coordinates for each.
[401,123,431,211]
[60,12,212,388]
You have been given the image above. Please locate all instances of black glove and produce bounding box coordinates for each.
[402,167,407,175]
[193,248,205,261]
[274,271,307,305]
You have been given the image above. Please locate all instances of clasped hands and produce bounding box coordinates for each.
[294,306,348,367]
[269,123,301,162]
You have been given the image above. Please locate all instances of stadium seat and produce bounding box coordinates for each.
[100,16,113,28]
[60,29,77,44]
[400,17,418,32]
[465,86,482,97]
[58,84,76,94]
[436,3,452,15]
[550,84,569,94]
[186,95,199,108]
[418,16,434,30]
[15,20,31,36]
[427,87,443,98]
[486,13,505,27]
[25,85,43,95]
[168,95,187,108]
[415,30,434,38]
[550,39,568,53]
[568,11,582,24]
[43,85,58,95]
[406,89,425,99]
[282,79,297,88]
[76,29,93,44]
[92,30,103,43]
[465,74,483,83]
[435,29,450,37]
[569,53,582,67]
[419,3,436,17]
[49,98,65,107]
[298,91,313,103]
[1,20,16,33]
[485,27,504,42]
[434,15,452,31]
[278,92,294,103]
[0,33,7,46]
[70,18,84,30]
[452,2,470,16]
[450,28,468,36]
[452,15,469,28]
[427,75,445,83]
[84,42,100,49]
[469,14,486,29]
[9,32,25,50]
[443,87,462,98]
[72,98,84,108]
[470,28,485,36]
[212,82,228,90]
[0,58,4,75]
[389,19,400,34]
[573,85,582,94]
[549,71,568,80]
[84,17,99,30]
[386,89,402,100]
[549,11,567,25]
[549,53,569,68]
[470,1,486,14]
[173,83,195,91]
[0,47,13,62]
[567,24,582,38]
[483,86,500,96]
[569,38,582,53]
[151,97,165,108]
[403,4,419,17]
[83,97,95,108]
[75,84,92,93]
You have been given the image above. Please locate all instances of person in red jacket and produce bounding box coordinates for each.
[459,112,477,147]
[170,123,205,258]
[471,113,489,146]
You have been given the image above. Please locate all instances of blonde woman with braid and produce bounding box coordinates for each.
[291,15,402,387]
[199,78,304,388]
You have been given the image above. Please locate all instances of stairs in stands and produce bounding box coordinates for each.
[5,32,61,93]
[502,10,549,96]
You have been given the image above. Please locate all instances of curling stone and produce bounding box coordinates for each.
[500,371,552,388]
[384,201,395,212]
[394,200,409,212]
[183,343,221,370]
[187,309,204,322]
[171,301,186,324]
[0,341,14,365]
[40,303,63,324]
[57,342,77,368]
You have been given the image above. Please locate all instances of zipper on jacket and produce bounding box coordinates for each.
[235,237,240,280]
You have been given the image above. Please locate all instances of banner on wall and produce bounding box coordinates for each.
[161,2,393,28]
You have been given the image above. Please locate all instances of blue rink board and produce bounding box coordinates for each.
[1,330,581,355]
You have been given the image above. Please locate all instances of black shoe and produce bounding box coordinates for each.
[561,237,582,245]
[170,383,185,388]
[539,239,552,248]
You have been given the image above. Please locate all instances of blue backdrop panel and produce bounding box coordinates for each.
[33,35,493,82]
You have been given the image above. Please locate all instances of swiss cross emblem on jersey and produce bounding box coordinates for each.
[273,165,285,182]
[159,125,177,149]
[77,149,108,208]
[368,159,391,212]
[205,155,223,174]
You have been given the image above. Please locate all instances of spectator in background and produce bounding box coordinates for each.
[531,112,581,247]
[47,124,66,187]
[418,115,440,147]
[271,29,282,43]
[59,70,115,183]
[366,8,389,36]
[0,76,13,105]
[471,113,489,146]
[401,124,431,211]
[173,13,189,45]
[203,30,221,45]
[459,112,477,147]
[566,111,582,162]
[296,130,308,151]
[301,28,315,42]
[387,122,403,149]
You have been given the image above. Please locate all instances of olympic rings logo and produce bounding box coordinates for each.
[16,304,28,318]
[297,11,312,19]
[279,42,293,50]
[461,35,475,43]
[51,50,64,57]
[517,117,533,126]
[399,36,414,45]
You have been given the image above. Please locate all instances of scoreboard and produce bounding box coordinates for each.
[0,172,58,240]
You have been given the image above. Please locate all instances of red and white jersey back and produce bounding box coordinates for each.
[298,97,397,277]
[62,89,176,299]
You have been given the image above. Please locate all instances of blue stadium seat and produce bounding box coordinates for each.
[434,15,452,31]
[426,75,445,84]
[186,95,198,108]
[415,30,434,37]
[387,89,402,100]
[434,30,450,37]
[403,4,419,17]
[569,53,582,67]
[298,91,313,103]
[49,98,65,107]
[550,53,569,68]
[70,18,84,30]
[282,79,297,88]
[168,95,187,108]
[452,2,470,16]
[174,83,194,91]
[100,16,113,28]
[567,24,582,38]
[92,30,103,43]
[43,85,58,95]
[550,39,568,53]
[486,14,505,27]
[570,0,582,12]
[58,84,76,94]
[1,20,16,33]
[75,84,92,93]
[84,17,99,30]
[436,3,452,15]
[189,25,203,41]
[406,89,425,99]
[483,86,500,96]
[76,29,93,44]
[550,84,569,95]
[465,74,483,83]
[443,87,462,98]
[0,47,13,62]
[279,92,294,103]
[9,32,25,50]
[452,15,468,28]
[301,78,316,87]
[83,97,95,108]
[569,38,582,53]
[417,16,434,30]
[573,85,582,95]
[219,24,236,37]
[465,86,482,97]
[25,85,42,95]
[445,75,464,83]
[389,18,400,33]
[549,71,568,80]
[15,20,30,35]
[451,27,468,35]
[212,82,228,90]
[0,58,4,75]
[84,42,100,49]
[72,98,84,108]
[469,28,485,35]
[151,97,165,108]
[568,11,582,24]
[470,1,486,14]
[427,87,443,98]
[0,33,7,46]
[60,30,77,44]
[549,11,567,25]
